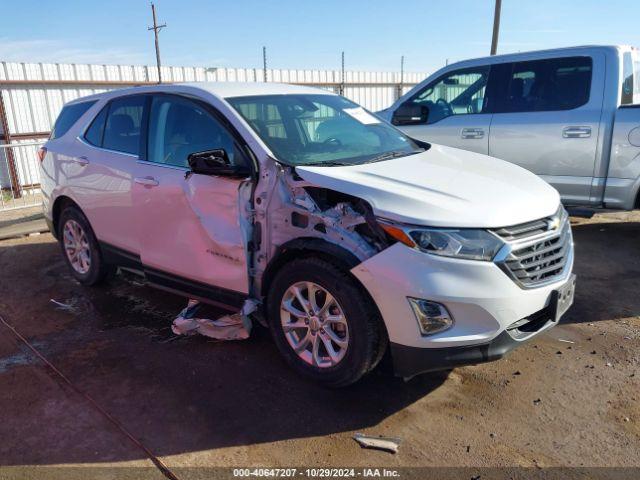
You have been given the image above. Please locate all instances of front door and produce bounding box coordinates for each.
[133,93,251,299]
[395,66,493,154]
[488,54,604,205]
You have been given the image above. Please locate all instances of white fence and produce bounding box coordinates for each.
[0,61,430,207]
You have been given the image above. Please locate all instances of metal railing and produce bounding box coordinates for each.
[0,141,45,211]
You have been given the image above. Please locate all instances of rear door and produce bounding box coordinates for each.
[132,93,250,301]
[72,95,146,255]
[394,66,494,154]
[488,54,604,205]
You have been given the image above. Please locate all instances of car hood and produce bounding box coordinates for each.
[295,144,560,228]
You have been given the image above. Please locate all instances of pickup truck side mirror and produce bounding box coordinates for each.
[391,103,429,126]
[187,149,250,179]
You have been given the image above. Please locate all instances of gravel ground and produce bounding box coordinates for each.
[0,211,638,479]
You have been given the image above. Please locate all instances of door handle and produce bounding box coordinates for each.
[461,127,485,139]
[563,126,591,138]
[134,176,159,187]
[76,156,89,166]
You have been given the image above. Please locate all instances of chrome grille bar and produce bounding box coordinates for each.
[492,208,573,288]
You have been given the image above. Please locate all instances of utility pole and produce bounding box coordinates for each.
[148,3,166,83]
[263,46,267,82]
[490,0,502,55]
[398,55,404,100]
[340,51,345,96]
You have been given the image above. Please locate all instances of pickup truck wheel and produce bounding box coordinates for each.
[267,257,383,387]
[58,206,110,286]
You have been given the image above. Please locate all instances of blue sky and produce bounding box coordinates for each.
[1,0,639,73]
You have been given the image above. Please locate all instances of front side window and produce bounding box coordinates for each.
[147,95,242,168]
[50,101,97,140]
[499,56,592,113]
[102,96,145,155]
[407,67,490,124]
[228,94,423,167]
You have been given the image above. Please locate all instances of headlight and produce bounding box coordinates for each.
[379,221,504,261]
[409,228,504,261]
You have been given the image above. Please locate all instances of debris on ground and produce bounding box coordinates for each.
[171,299,256,340]
[558,338,575,344]
[49,299,74,311]
[353,433,401,454]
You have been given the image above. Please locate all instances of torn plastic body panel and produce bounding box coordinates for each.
[245,161,389,299]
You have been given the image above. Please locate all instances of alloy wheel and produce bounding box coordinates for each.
[62,219,91,274]
[280,281,349,368]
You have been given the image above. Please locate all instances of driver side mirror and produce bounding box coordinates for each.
[391,103,429,126]
[187,149,250,179]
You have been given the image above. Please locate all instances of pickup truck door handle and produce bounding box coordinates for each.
[134,176,159,187]
[563,126,591,138]
[75,156,90,166]
[461,127,485,139]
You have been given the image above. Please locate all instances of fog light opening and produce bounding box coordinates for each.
[407,298,454,336]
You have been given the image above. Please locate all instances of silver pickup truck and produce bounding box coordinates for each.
[378,45,640,210]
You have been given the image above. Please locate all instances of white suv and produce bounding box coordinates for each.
[40,82,576,386]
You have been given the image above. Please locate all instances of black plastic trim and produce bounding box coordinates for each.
[99,241,247,310]
[390,329,524,378]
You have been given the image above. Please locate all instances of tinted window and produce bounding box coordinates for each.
[499,56,592,113]
[50,101,97,139]
[406,67,490,124]
[102,96,145,155]
[84,105,108,147]
[147,95,243,168]
[621,51,640,105]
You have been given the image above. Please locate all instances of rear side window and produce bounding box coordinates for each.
[50,101,97,139]
[621,51,640,105]
[102,96,146,155]
[497,56,592,113]
[84,105,109,146]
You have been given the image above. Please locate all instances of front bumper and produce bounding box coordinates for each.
[351,242,575,378]
[390,279,574,377]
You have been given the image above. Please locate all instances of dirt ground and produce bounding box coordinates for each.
[0,211,638,478]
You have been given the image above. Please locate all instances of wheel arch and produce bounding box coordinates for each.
[260,237,389,336]
[51,195,83,239]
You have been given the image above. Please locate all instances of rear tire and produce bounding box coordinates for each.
[267,257,385,387]
[58,206,111,286]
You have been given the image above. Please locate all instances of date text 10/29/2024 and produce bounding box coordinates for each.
[233,468,401,478]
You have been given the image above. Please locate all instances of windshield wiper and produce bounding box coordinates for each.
[305,160,353,167]
[367,150,419,163]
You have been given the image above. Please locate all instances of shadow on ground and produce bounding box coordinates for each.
[0,216,639,466]
[562,220,640,325]
[0,237,446,465]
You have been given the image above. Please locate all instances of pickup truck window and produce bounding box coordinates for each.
[621,51,640,105]
[228,94,422,167]
[407,67,490,123]
[498,56,592,113]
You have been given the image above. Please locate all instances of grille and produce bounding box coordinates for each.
[493,209,572,287]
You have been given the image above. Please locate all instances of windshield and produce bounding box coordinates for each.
[227,94,424,166]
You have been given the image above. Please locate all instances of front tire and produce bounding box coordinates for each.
[267,257,385,387]
[58,206,110,286]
